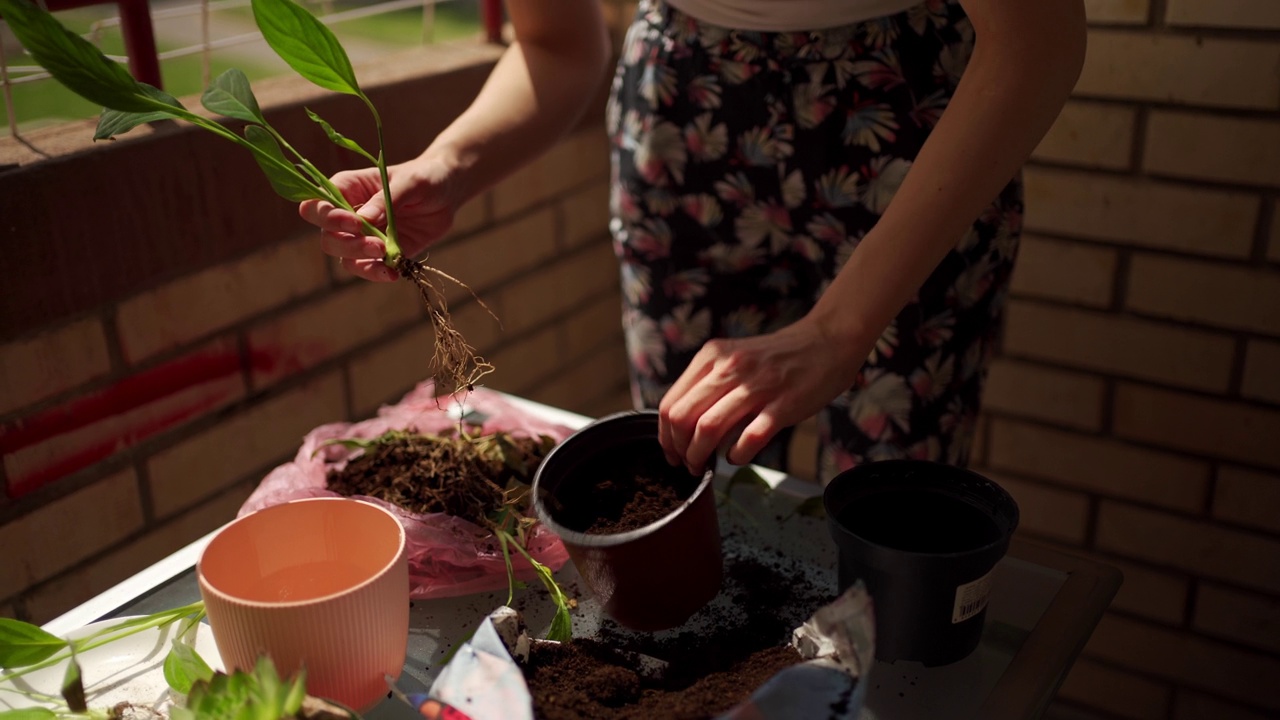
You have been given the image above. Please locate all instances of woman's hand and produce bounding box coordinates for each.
[658,315,873,474]
[298,155,457,282]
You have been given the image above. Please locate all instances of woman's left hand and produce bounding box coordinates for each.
[658,315,870,474]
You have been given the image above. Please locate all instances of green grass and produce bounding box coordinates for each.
[1,1,481,135]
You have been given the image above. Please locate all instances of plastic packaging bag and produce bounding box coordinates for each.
[239,381,574,599]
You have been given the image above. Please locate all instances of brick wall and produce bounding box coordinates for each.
[969,1,1280,718]
[0,42,630,624]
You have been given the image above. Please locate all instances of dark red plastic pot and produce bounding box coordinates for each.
[532,410,723,632]
[823,460,1019,667]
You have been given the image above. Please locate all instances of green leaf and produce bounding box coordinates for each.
[163,639,215,695]
[0,709,58,720]
[546,605,572,643]
[244,125,323,202]
[93,84,186,140]
[305,108,376,163]
[0,618,67,669]
[251,0,361,96]
[0,0,154,112]
[60,654,86,713]
[201,69,266,124]
[95,108,181,140]
[792,495,826,518]
[719,465,771,507]
[282,671,307,716]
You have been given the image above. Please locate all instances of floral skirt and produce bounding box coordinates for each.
[607,0,1023,479]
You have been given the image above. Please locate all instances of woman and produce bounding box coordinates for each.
[300,0,1086,480]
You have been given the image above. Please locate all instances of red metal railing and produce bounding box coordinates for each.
[3,0,505,92]
[481,0,500,42]
[37,0,162,86]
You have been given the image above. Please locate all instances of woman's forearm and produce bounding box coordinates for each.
[810,0,1087,357]
[423,2,611,205]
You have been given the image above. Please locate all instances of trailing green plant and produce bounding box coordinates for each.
[0,0,493,395]
[0,611,360,720]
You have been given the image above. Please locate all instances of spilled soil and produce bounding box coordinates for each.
[523,548,834,719]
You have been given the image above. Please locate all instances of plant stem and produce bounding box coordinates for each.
[1,603,205,685]
[359,94,403,266]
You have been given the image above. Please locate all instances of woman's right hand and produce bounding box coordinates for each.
[298,154,458,282]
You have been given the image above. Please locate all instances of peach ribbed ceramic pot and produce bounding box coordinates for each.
[197,497,409,712]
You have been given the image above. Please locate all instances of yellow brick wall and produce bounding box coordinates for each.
[969,2,1280,718]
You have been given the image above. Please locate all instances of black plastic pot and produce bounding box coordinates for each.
[823,460,1019,667]
[532,410,722,632]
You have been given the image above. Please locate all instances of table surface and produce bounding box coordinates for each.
[42,395,1122,720]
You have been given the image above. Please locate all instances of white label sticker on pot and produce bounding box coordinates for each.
[952,570,994,624]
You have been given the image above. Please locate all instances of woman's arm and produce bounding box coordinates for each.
[659,0,1088,472]
[428,2,612,204]
[301,2,610,280]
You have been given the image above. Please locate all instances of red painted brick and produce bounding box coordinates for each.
[4,337,246,497]
[147,373,346,518]
[0,320,111,415]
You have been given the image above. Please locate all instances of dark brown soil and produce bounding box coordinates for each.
[327,431,554,526]
[524,548,834,719]
[524,640,800,720]
[546,439,701,535]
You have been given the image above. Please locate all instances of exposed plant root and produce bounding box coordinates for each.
[396,255,496,394]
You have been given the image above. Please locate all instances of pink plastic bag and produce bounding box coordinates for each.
[240,381,575,599]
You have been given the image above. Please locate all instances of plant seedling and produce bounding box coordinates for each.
[0,0,493,395]
[0,610,361,719]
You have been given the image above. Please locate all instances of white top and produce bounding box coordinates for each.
[664,0,921,31]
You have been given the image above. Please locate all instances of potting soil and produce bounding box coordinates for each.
[547,440,702,535]
[327,432,552,527]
